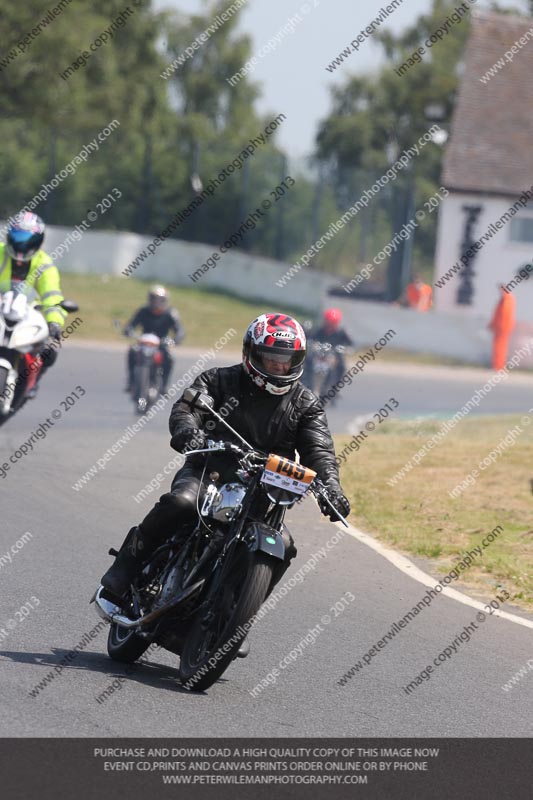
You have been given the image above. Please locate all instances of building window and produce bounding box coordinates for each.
[510,217,533,243]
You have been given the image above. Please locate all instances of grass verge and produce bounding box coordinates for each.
[336,415,533,611]
[61,274,485,368]
[60,273,309,347]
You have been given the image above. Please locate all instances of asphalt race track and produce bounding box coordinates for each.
[0,343,532,736]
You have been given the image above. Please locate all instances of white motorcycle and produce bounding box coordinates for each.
[0,282,78,425]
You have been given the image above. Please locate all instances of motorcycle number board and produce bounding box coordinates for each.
[261,454,316,495]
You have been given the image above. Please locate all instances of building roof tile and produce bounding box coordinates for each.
[443,11,533,196]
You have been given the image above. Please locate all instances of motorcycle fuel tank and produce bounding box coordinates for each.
[203,482,246,523]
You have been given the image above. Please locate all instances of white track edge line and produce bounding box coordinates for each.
[337,521,533,630]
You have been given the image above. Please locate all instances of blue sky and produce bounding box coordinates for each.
[154,0,524,157]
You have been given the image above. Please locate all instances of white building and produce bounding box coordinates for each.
[434,10,533,337]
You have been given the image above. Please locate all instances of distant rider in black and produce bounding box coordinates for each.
[124,285,184,393]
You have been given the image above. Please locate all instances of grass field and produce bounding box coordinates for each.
[60,273,478,367]
[60,273,308,347]
[337,415,533,610]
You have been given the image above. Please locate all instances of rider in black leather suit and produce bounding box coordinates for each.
[101,313,351,603]
[124,285,184,393]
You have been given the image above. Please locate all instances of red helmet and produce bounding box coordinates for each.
[323,307,342,331]
[242,313,306,395]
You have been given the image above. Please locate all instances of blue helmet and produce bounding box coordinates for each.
[7,212,45,262]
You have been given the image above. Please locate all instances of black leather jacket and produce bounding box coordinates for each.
[125,306,184,342]
[169,364,341,487]
[310,325,353,347]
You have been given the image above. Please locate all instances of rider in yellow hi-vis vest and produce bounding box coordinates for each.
[0,211,66,394]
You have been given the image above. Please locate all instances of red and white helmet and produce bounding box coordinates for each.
[242,313,307,395]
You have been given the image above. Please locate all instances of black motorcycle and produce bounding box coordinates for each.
[305,341,346,403]
[92,388,347,691]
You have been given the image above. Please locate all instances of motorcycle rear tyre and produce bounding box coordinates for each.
[107,622,150,663]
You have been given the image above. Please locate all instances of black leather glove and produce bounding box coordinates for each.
[319,485,351,522]
[48,322,61,341]
[170,427,206,454]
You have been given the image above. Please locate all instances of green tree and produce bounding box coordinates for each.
[160,0,289,249]
[0,0,174,229]
[0,0,318,264]
[314,0,531,280]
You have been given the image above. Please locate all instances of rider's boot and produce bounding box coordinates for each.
[101,526,153,601]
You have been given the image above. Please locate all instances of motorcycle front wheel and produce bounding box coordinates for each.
[179,551,274,692]
[133,362,150,415]
[0,366,12,426]
[0,365,8,398]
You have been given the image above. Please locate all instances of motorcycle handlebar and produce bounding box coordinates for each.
[183,440,249,457]
[310,342,347,354]
[183,442,349,527]
[309,481,349,527]
[183,439,348,525]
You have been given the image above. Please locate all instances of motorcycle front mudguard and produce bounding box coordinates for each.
[132,360,150,412]
[244,521,285,561]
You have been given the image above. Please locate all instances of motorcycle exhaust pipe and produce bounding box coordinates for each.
[93,580,205,629]
[93,586,139,629]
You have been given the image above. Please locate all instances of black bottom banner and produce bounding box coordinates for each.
[0,738,530,799]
